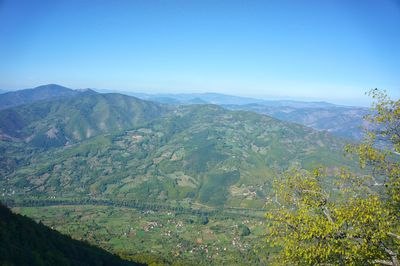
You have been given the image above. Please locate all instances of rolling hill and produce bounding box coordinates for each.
[99,90,368,140]
[2,85,368,141]
[224,104,369,140]
[0,93,355,207]
[0,93,167,146]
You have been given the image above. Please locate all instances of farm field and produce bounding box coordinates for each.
[13,204,272,265]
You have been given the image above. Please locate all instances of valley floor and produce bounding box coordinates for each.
[11,202,273,265]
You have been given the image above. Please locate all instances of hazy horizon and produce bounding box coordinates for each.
[0,83,393,107]
[1,0,399,106]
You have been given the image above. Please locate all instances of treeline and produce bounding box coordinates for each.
[4,198,217,217]
[3,197,263,219]
[0,203,145,266]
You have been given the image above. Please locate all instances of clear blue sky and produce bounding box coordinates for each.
[0,0,399,106]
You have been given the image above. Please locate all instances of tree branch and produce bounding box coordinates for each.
[388,232,400,241]
[373,259,393,266]
[384,248,399,266]
[322,206,334,223]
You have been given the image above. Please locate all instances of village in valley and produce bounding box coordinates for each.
[13,204,267,265]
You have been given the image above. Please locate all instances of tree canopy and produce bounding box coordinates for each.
[266,89,400,265]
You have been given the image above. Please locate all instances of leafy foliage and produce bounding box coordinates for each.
[266,90,400,265]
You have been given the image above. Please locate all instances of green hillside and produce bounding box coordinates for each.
[224,104,368,140]
[0,203,144,266]
[0,93,166,147]
[1,96,355,207]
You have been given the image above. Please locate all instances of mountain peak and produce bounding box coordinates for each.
[32,84,73,91]
[0,84,90,110]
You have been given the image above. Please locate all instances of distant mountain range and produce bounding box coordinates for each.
[95,89,338,107]
[0,203,143,265]
[93,88,368,140]
[224,104,369,140]
[0,84,369,142]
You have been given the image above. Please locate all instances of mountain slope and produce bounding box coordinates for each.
[0,84,91,110]
[225,104,369,140]
[1,103,355,207]
[0,93,167,147]
[111,90,367,140]
[3,85,366,141]
[0,203,144,266]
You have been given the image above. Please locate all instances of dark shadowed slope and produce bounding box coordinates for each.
[0,203,144,266]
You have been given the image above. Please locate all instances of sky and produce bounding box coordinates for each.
[0,0,399,106]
